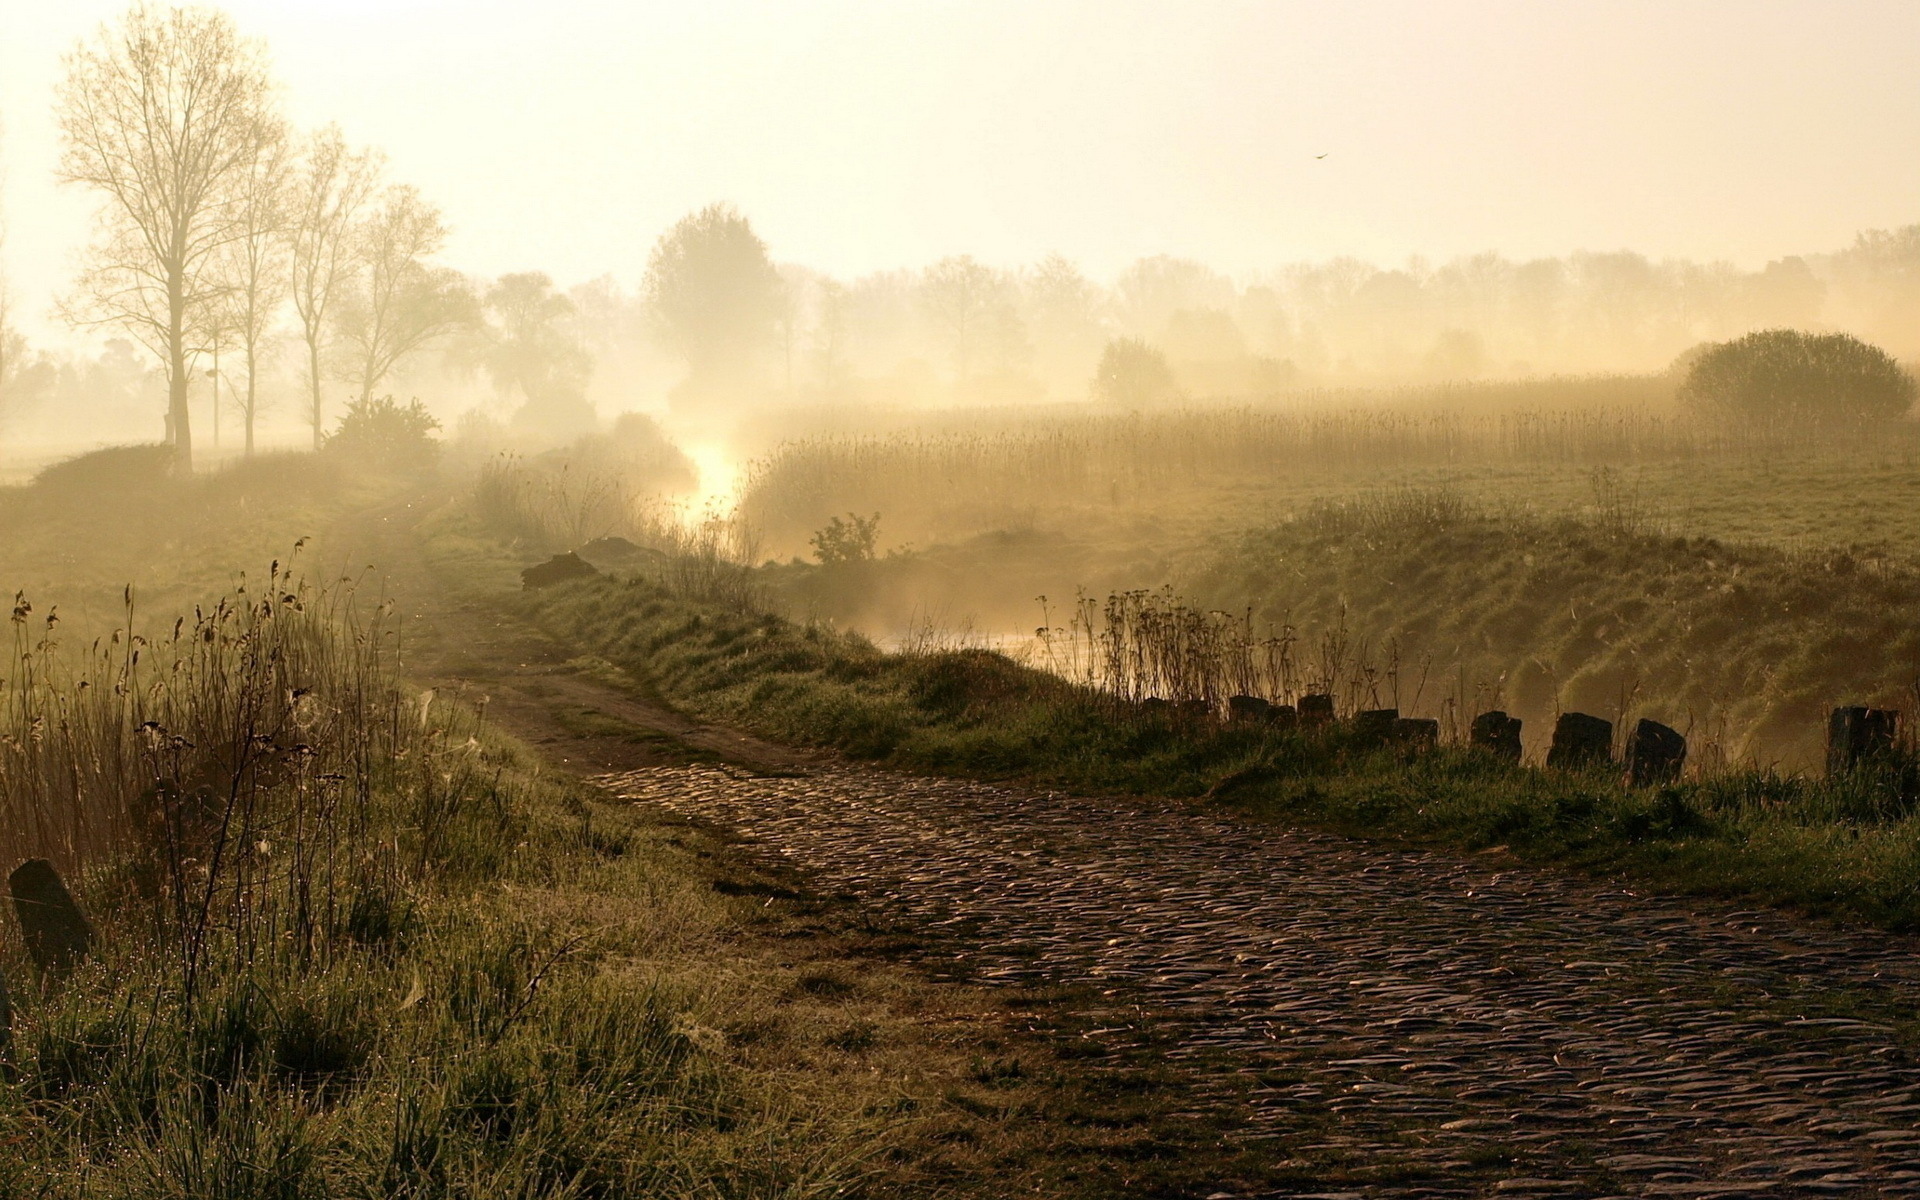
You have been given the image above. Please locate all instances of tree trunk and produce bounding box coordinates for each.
[168,286,193,474]
[244,348,257,457]
[308,338,323,451]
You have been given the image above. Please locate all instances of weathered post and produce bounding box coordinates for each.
[1626,718,1687,786]
[1266,703,1298,730]
[1394,717,1440,748]
[1298,694,1335,726]
[1827,707,1899,776]
[1469,710,1523,761]
[1355,708,1399,746]
[1227,695,1271,724]
[9,859,95,980]
[1547,712,1614,770]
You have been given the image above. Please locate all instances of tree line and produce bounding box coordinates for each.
[4,4,1918,460]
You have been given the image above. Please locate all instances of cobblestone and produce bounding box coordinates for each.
[605,764,1920,1197]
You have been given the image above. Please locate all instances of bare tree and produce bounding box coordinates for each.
[921,255,1014,381]
[56,5,278,471]
[214,116,290,456]
[335,185,472,409]
[289,125,380,450]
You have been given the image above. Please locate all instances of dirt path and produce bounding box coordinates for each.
[603,764,1920,1199]
[339,495,1920,1197]
[335,491,805,776]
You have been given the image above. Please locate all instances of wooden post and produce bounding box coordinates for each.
[1626,718,1687,786]
[1469,710,1523,761]
[1547,712,1614,770]
[1827,707,1899,776]
[9,860,96,980]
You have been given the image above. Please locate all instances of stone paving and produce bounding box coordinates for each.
[602,764,1920,1199]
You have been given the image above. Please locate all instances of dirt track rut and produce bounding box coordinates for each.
[605,763,1920,1199]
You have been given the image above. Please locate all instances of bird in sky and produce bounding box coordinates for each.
[1315,152,1329,159]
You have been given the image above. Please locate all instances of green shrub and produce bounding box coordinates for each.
[1679,329,1916,425]
[326,396,441,470]
[1092,337,1179,408]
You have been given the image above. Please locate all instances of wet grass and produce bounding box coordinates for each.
[0,452,1304,1199]
[495,546,1920,934]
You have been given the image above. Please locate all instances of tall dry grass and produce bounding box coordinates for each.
[0,553,507,999]
[738,402,1920,553]
[1038,588,1436,722]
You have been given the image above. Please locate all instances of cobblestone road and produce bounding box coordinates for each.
[603,764,1920,1199]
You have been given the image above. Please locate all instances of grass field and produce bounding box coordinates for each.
[0,448,1267,1199]
[462,520,1920,936]
[438,386,1920,940]
[707,391,1920,769]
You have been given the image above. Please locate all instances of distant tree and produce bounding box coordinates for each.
[56,5,279,471]
[810,278,852,392]
[1162,308,1248,363]
[336,185,473,406]
[0,126,19,417]
[920,256,1009,381]
[1092,337,1179,408]
[476,272,594,439]
[1425,328,1486,378]
[643,203,785,398]
[1023,254,1105,385]
[1114,256,1235,337]
[210,113,290,456]
[0,271,23,414]
[289,126,382,450]
[1678,329,1916,425]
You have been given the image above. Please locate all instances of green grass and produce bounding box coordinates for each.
[0,444,412,636]
[499,554,1920,935]
[1183,493,1920,767]
[1,455,1269,1199]
[763,483,1920,772]
[0,721,954,1198]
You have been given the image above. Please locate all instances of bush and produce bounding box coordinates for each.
[810,512,879,566]
[33,443,176,495]
[1092,337,1179,408]
[1679,329,1916,425]
[326,396,441,470]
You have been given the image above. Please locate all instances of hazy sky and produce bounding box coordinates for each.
[3,0,1918,345]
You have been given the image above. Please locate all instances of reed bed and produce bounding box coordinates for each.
[738,403,1920,552]
[1037,589,1435,722]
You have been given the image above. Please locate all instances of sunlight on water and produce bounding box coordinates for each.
[684,440,742,515]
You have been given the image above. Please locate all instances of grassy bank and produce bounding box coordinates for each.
[0,464,1230,1198]
[494,546,1920,935]
[0,568,914,1198]
[1183,491,1920,767]
[759,487,1920,771]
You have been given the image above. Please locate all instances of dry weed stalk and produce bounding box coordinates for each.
[0,553,500,995]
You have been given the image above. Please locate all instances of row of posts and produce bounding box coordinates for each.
[0,706,1904,1044]
[1211,694,1905,786]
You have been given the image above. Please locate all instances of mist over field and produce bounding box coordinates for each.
[4,4,1920,1197]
